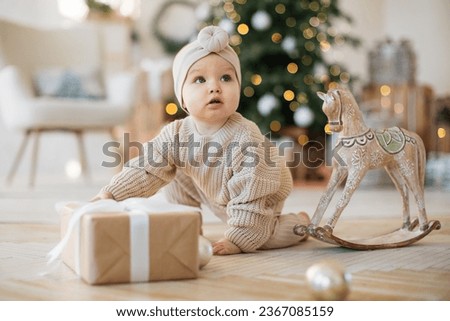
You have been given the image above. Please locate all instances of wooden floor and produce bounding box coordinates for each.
[0,183,449,300]
[1,218,449,300]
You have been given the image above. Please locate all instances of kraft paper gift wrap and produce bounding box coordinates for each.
[52,196,201,285]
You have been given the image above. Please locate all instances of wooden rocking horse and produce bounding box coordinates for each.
[294,87,441,250]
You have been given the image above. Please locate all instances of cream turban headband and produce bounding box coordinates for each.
[172,26,241,108]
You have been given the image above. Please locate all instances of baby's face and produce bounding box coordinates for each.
[182,54,240,126]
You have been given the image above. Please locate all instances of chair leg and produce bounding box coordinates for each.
[75,130,90,182]
[29,129,40,187]
[6,130,32,185]
[109,127,123,172]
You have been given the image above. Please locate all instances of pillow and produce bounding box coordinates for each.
[34,67,105,100]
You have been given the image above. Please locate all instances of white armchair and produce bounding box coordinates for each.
[0,65,138,186]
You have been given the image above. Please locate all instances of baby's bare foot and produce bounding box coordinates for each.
[297,211,311,242]
[298,211,310,225]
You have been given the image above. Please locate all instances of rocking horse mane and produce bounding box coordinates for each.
[334,87,358,108]
[326,87,359,115]
[322,86,368,136]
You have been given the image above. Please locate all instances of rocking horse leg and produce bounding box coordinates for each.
[385,165,411,229]
[397,135,429,230]
[310,167,347,230]
[325,170,366,230]
[403,177,428,231]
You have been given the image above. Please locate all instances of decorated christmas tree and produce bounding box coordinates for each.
[197,0,359,139]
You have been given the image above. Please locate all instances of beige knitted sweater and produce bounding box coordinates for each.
[101,112,293,252]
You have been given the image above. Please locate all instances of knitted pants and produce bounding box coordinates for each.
[163,171,308,250]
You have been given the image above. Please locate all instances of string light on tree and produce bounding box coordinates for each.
[251,74,262,86]
[297,92,308,104]
[339,72,350,83]
[286,17,296,28]
[165,102,178,116]
[298,134,309,146]
[243,86,254,97]
[275,4,286,15]
[270,120,281,132]
[380,85,391,96]
[287,62,299,74]
[283,90,295,102]
[230,34,242,46]
[320,41,331,52]
[271,32,283,44]
[289,101,300,111]
[309,16,320,27]
[237,23,249,35]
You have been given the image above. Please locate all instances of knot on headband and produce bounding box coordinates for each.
[198,26,229,53]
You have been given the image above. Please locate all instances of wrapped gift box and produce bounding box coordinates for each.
[58,201,200,285]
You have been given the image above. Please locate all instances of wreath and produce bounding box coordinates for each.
[153,0,198,54]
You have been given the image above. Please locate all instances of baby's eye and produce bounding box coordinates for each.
[221,74,232,82]
[194,77,205,84]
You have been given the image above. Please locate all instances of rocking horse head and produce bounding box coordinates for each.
[317,87,368,136]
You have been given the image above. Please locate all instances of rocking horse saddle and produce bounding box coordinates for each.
[374,126,406,154]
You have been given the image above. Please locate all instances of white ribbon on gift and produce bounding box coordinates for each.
[129,210,150,282]
[48,193,200,282]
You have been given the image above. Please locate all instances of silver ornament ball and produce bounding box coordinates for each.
[198,235,213,269]
[218,18,235,34]
[306,260,351,300]
[257,93,279,116]
[251,10,272,31]
[294,106,314,127]
[281,36,296,54]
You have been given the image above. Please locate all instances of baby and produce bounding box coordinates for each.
[93,26,309,255]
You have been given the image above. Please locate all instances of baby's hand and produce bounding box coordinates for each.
[213,238,242,255]
[90,191,114,202]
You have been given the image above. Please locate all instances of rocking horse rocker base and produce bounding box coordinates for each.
[294,219,441,250]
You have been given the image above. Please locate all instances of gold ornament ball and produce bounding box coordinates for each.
[198,235,213,269]
[306,260,351,300]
